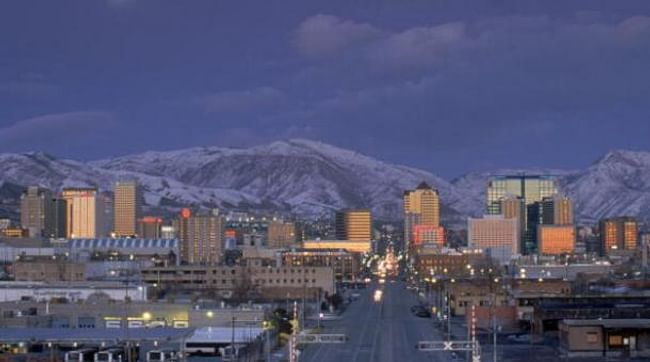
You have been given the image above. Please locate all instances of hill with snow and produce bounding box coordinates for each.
[0,140,649,225]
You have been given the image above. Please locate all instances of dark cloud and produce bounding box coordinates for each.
[0,111,115,152]
[2,1,650,176]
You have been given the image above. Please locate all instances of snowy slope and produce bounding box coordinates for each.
[93,139,468,219]
[2,142,650,224]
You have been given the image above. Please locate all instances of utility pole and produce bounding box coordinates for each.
[265,326,271,362]
[446,284,451,341]
[493,314,497,362]
[231,316,236,360]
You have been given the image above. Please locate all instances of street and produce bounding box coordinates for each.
[299,280,456,362]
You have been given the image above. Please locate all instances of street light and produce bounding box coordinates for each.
[206,310,214,318]
[142,312,152,321]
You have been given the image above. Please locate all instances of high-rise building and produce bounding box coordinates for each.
[542,195,574,225]
[46,197,67,238]
[403,182,440,248]
[113,181,141,237]
[20,186,53,237]
[538,225,575,255]
[468,215,519,264]
[138,216,163,239]
[176,208,224,264]
[62,188,104,239]
[600,217,638,254]
[486,175,558,254]
[335,209,372,241]
[267,220,296,248]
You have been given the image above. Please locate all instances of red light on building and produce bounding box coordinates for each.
[181,208,191,219]
[225,229,236,238]
[412,225,445,246]
[141,216,163,224]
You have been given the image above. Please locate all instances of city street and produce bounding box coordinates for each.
[299,281,456,362]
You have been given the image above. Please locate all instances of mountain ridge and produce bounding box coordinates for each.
[1,140,649,225]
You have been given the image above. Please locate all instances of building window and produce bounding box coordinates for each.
[587,332,598,343]
[609,335,623,347]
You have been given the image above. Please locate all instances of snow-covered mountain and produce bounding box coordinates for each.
[1,140,649,225]
[91,139,472,221]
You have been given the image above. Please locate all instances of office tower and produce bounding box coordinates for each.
[538,225,576,255]
[62,188,104,239]
[335,209,372,241]
[468,215,519,264]
[20,186,53,237]
[176,208,224,264]
[403,182,440,249]
[486,175,558,254]
[113,181,141,237]
[138,216,163,239]
[46,197,67,238]
[499,195,525,249]
[600,217,639,254]
[267,220,296,248]
[542,194,574,225]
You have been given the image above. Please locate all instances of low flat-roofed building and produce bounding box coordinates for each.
[13,259,86,282]
[447,280,509,316]
[0,300,264,329]
[281,249,361,281]
[531,295,650,334]
[141,264,335,298]
[513,263,612,281]
[413,247,492,278]
[0,281,147,303]
[560,319,650,358]
[302,239,371,254]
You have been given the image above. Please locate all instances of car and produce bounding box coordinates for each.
[415,310,431,318]
[410,305,426,314]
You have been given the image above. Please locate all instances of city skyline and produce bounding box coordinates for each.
[2,1,650,177]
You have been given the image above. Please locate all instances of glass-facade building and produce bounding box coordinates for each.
[486,175,558,254]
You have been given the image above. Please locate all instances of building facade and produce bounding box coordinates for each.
[266,220,296,248]
[62,188,104,239]
[542,194,574,225]
[600,217,639,255]
[468,216,519,264]
[335,209,372,242]
[176,209,224,264]
[403,182,440,249]
[486,175,558,254]
[538,225,576,255]
[113,181,141,237]
[138,216,163,239]
[281,249,361,281]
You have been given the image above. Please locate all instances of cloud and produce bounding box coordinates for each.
[0,111,115,150]
[195,87,287,115]
[367,22,466,69]
[294,14,382,58]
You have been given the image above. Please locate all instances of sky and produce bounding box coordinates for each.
[1,0,650,178]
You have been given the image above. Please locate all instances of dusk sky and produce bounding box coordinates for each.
[1,0,650,178]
